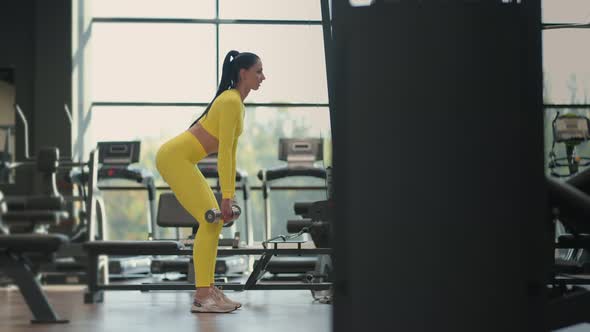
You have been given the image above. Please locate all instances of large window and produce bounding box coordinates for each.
[91,24,217,102]
[83,1,331,241]
[219,0,321,20]
[92,0,215,19]
[542,0,590,24]
[542,2,590,178]
[543,30,590,105]
[219,25,328,103]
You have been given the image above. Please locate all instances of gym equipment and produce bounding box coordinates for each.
[205,205,241,224]
[0,148,102,324]
[84,243,330,303]
[0,124,15,184]
[1,147,107,286]
[247,201,332,290]
[2,147,70,233]
[247,161,333,302]
[258,138,325,239]
[70,141,156,237]
[546,177,590,329]
[289,199,332,248]
[82,189,331,303]
[93,141,155,278]
[97,141,157,239]
[3,104,105,244]
[549,113,590,178]
[254,138,327,281]
[253,199,330,279]
[81,138,331,303]
[548,114,590,266]
[0,234,70,324]
[517,140,590,327]
[264,168,333,303]
[0,67,16,184]
[247,188,333,302]
[296,198,333,303]
[154,192,248,280]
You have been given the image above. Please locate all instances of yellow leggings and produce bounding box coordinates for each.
[155,131,223,288]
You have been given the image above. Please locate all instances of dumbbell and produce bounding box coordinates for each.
[205,204,241,224]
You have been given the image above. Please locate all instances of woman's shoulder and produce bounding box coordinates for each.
[213,89,242,109]
[219,89,241,101]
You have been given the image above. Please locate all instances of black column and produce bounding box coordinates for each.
[331,1,548,331]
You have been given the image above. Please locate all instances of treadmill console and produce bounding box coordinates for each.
[554,115,590,143]
[278,138,323,169]
[98,141,141,166]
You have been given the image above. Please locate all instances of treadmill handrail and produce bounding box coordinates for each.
[257,166,327,181]
[198,165,246,182]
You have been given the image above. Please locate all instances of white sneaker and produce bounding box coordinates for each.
[213,286,242,309]
[191,292,237,313]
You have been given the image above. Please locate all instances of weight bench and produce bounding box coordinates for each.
[0,180,71,324]
[83,192,331,302]
[83,192,239,303]
[0,233,69,324]
[83,239,182,303]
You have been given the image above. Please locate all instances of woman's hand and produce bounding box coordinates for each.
[221,198,234,223]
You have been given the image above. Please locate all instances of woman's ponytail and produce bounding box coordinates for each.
[189,50,259,128]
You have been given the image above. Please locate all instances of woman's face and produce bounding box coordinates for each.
[240,59,265,91]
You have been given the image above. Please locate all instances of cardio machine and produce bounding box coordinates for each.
[548,112,590,178]
[255,138,327,281]
[69,141,156,278]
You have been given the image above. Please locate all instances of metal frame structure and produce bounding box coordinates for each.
[0,148,101,324]
[78,0,336,305]
[0,253,68,324]
[87,0,335,249]
[84,245,332,304]
[89,0,333,111]
[82,148,333,303]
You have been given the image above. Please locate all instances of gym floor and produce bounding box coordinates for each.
[562,325,590,332]
[0,285,331,332]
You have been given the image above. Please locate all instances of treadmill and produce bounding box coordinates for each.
[256,138,327,278]
[71,141,156,278]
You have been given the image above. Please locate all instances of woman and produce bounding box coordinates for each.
[156,50,265,313]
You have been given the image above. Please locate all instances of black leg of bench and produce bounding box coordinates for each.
[84,252,104,304]
[244,252,273,290]
[0,254,68,324]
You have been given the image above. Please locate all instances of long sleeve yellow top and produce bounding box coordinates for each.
[198,89,244,199]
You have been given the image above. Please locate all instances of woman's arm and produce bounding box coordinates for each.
[230,137,238,197]
[217,98,240,199]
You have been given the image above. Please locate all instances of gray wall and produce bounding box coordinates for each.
[0,0,72,195]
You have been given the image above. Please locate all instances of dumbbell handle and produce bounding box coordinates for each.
[205,205,241,223]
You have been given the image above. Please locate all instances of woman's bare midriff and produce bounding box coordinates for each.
[187,123,219,155]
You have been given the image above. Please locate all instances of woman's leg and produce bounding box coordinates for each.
[156,132,237,312]
[163,161,221,287]
[155,132,222,288]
